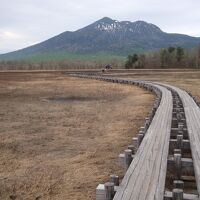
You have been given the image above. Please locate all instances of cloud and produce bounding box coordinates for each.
[0,31,22,40]
[0,0,200,53]
[0,29,39,53]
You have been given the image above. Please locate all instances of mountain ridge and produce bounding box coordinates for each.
[1,17,200,60]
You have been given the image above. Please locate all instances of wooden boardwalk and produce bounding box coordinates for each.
[158,83,200,196]
[113,82,173,200]
[71,74,200,200]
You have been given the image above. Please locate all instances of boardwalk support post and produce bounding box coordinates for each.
[110,175,119,186]
[105,182,115,200]
[137,134,144,148]
[178,123,184,132]
[128,145,135,154]
[124,149,133,171]
[173,180,184,189]
[172,188,183,200]
[174,153,182,179]
[174,149,182,155]
[177,135,183,149]
[132,137,138,151]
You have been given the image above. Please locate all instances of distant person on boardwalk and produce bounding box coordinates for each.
[102,64,112,72]
[105,64,112,69]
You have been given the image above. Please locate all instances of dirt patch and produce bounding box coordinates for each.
[45,96,102,103]
[0,72,154,200]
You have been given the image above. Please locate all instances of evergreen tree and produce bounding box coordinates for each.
[197,45,200,68]
[168,47,176,53]
[176,47,184,62]
[125,54,138,69]
[137,54,146,69]
[160,49,168,68]
[125,55,133,69]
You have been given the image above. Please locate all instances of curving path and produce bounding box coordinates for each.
[113,82,172,200]
[157,82,200,196]
[71,74,200,200]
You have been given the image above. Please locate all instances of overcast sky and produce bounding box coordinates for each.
[0,0,200,54]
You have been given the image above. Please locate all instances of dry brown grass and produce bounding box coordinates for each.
[0,72,154,200]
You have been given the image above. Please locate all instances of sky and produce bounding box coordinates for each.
[0,0,200,54]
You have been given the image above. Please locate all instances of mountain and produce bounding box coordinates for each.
[1,17,200,60]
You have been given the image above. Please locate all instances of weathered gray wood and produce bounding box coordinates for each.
[174,153,182,179]
[140,126,146,133]
[174,180,184,189]
[118,153,125,166]
[168,157,193,167]
[105,182,115,200]
[174,149,182,154]
[128,145,135,154]
[158,83,200,195]
[113,83,172,200]
[177,135,183,149]
[137,133,144,147]
[171,128,188,138]
[164,191,198,200]
[132,137,138,150]
[169,139,190,150]
[167,157,194,175]
[124,149,133,171]
[172,189,183,200]
[110,175,119,186]
[178,123,184,131]
[96,184,106,200]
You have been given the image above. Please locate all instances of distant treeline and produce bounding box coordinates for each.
[0,59,124,70]
[125,45,200,69]
[0,45,200,70]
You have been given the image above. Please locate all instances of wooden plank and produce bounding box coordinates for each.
[113,82,173,200]
[157,83,200,195]
[164,191,198,200]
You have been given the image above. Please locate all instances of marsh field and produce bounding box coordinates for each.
[0,71,154,200]
[0,69,199,200]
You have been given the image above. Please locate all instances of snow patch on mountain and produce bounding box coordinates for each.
[94,18,162,36]
[95,22,122,32]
